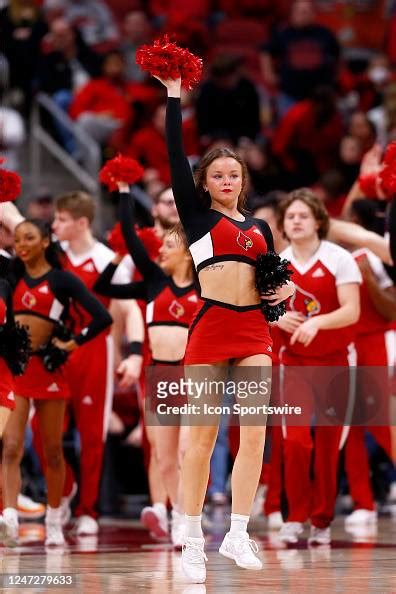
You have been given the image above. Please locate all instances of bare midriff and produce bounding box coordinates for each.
[148,325,189,361]
[15,314,54,352]
[198,261,260,306]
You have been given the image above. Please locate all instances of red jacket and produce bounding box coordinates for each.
[69,78,135,125]
[272,100,343,173]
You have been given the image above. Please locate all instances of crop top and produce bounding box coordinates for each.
[93,191,200,328]
[166,97,274,272]
[13,269,112,345]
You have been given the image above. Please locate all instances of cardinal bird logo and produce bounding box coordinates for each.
[237,231,253,251]
[289,285,320,317]
[169,300,185,319]
[21,291,37,309]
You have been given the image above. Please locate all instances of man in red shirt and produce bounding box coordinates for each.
[69,50,135,150]
[276,189,361,545]
[50,190,144,535]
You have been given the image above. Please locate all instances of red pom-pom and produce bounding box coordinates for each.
[99,154,144,192]
[136,35,203,91]
[107,223,162,262]
[358,173,378,198]
[379,165,396,199]
[383,141,396,166]
[0,158,22,203]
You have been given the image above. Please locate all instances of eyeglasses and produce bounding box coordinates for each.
[158,199,176,207]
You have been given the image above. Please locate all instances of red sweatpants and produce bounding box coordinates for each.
[66,334,114,518]
[282,351,348,528]
[345,332,392,510]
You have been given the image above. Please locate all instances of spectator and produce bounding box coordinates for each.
[368,82,396,147]
[37,17,102,156]
[260,0,340,116]
[237,138,282,197]
[196,54,261,146]
[272,86,344,187]
[348,111,377,152]
[38,18,100,98]
[43,0,119,50]
[0,81,26,170]
[125,100,199,185]
[338,135,363,191]
[250,191,289,253]
[69,50,136,149]
[25,189,55,224]
[120,10,153,82]
[0,0,48,113]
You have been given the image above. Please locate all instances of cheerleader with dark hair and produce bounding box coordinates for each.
[1,219,112,547]
[154,76,294,583]
[94,182,199,546]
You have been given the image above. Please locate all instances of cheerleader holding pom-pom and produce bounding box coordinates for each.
[136,42,294,583]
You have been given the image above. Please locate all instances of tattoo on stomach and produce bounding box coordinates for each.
[204,264,225,271]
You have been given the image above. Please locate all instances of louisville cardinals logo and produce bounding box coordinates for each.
[169,300,185,319]
[289,285,320,317]
[237,231,253,251]
[21,291,37,309]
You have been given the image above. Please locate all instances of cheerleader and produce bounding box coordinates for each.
[156,76,294,583]
[1,219,112,547]
[94,183,199,546]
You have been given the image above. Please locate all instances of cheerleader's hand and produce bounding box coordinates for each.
[117,355,143,389]
[117,181,130,193]
[153,75,181,96]
[52,337,78,352]
[290,317,320,347]
[276,311,305,334]
[261,281,295,305]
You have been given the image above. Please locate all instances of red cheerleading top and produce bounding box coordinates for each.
[352,248,393,337]
[165,98,274,276]
[279,241,362,358]
[13,269,112,345]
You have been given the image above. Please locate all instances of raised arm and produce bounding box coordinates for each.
[118,184,162,282]
[93,261,147,300]
[161,78,203,229]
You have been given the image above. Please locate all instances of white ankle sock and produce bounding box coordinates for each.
[153,502,167,516]
[185,514,203,538]
[230,513,249,534]
[46,505,62,522]
[3,507,18,523]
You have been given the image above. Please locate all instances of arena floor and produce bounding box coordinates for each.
[1,514,396,593]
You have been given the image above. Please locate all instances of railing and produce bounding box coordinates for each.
[29,93,101,196]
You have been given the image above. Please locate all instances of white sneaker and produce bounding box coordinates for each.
[345,509,377,527]
[60,482,78,526]
[308,525,331,546]
[2,508,19,547]
[17,494,46,519]
[278,522,304,544]
[219,531,262,569]
[171,509,185,547]
[267,511,284,530]
[45,521,65,546]
[141,505,168,538]
[181,536,207,583]
[75,515,99,536]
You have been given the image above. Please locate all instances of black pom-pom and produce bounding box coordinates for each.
[256,252,293,322]
[40,323,73,372]
[260,301,287,323]
[42,344,69,372]
[0,321,31,375]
